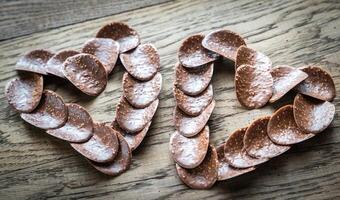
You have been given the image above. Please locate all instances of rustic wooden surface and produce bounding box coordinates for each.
[0,0,340,199]
[0,0,170,41]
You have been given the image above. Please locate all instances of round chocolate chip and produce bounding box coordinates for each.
[46,50,79,78]
[235,64,273,109]
[123,72,162,108]
[174,84,213,116]
[111,120,151,151]
[295,66,336,101]
[268,105,315,145]
[270,65,308,103]
[176,145,218,189]
[174,100,215,137]
[293,94,335,134]
[178,34,218,68]
[202,29,246,61]
[63,53,107,96]
[235,45,271,71]
[46,103,93,143]
[120,43,160,81]
[115,97,159,133]
[82,38,119,74]
[224,127,268,168]
[15,49,54,75]
[96,22,140,53]
[170,126,209,169]
[71,123,119,163]
[175,62,213,96]
[20,90,68,129]
[89,132,132,176]
[244,116,290,159]
[5,73,43,113]
[216,143,254,181]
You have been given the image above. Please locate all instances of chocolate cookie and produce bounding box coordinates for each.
[174,84,213,116]
[178,34,218,68]
[244,116,290,159]
[5,73,43,113]
[267,105,315,145]
[89,133,132,176]
[115,97,159,133]
[120,43,160,81]
[224,127,268,168]
[176,145,218,189]
[123,72,162,108]
[235,45,271,71]
[174,100,215,137]
[71,123,119,163]
[202,29,246,61]
[216,144,254,181]
[15,49,54,75]
[46,103,93,143]
[175,62,213,96]
[63,53,107,96]
[46,50,79,78]
[82,38,119,74]
[270,65,308,103]
[20,90,68,129]
[170,126,209,169]
[96,22,140,53]
[295,66,336,101]
[235,64,273,109]
[111,120,151,151]
[293,94,335,134]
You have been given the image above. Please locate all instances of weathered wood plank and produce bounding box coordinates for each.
[0,0,171,41]
[0,0,340,199]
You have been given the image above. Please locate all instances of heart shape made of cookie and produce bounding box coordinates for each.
[172,29,336,189]
[5,22,162,177]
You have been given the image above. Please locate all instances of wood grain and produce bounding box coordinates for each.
[0,0,171,41]
[0,0,340,199]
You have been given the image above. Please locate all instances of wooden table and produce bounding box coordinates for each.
[1,0,339,199]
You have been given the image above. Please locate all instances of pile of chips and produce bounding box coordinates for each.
[171,29,336,189]
[5,22,162,176]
